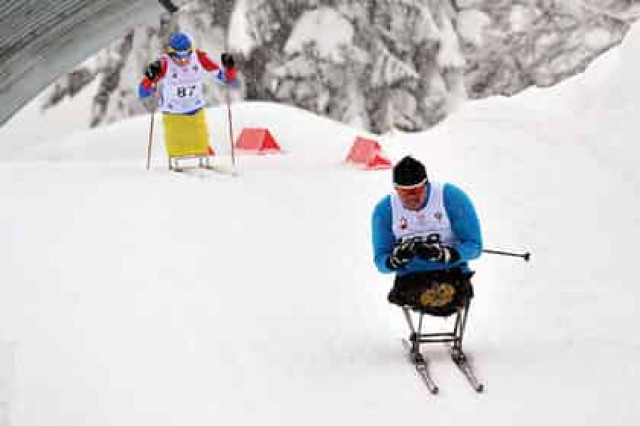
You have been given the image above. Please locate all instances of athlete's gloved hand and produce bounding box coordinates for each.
[221,52,235,68]
[436,245,460,263]
[387,238,417,270]
[414,242,441,261]
[414,234,441,260]
[144,60,162,81]
[416,241,459,263]
[414,234,459,263]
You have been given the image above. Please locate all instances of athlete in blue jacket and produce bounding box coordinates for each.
[371,156,483,308]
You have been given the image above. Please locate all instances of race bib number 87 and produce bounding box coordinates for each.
[176,85,196,98]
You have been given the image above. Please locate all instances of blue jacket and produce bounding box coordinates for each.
[371,183,483,275]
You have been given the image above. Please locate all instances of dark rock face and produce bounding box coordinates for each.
[45,0,638,133]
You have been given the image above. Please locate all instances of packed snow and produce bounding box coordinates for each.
[1,21,640,426]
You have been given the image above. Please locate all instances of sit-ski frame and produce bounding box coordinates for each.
[169,154,214,172]
[401,298,484,393]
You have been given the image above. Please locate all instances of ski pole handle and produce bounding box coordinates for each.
[483,249,531,262]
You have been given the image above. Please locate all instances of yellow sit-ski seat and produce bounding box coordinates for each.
[162,109,214,169]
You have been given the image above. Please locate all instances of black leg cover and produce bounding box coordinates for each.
[388,268,474,317]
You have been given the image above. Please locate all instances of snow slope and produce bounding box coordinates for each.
[1,22,640,426]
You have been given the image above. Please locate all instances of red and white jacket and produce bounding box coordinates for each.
[138,50,237,114]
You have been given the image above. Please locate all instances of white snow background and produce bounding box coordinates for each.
[1,22,640,426]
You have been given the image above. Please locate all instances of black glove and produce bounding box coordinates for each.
[414,234,441,261]
[387,238,417,270]
[144,60,162,80]
[415,239,460,263]
[221,52,235,68]
[414,241,442,261]
[439,246,460,263]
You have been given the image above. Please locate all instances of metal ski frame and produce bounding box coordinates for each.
[402,338,439,394]
[168,154,214,172]
[401,298,484,393]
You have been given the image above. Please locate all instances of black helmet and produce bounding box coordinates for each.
[393,156,428,187]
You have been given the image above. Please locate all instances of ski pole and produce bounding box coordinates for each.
[225,88,236,169]
[483,248,531,262]
[222,34,237,171]
[146,110,155,170]
[148,0,177,171]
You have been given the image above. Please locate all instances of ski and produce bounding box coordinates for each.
[402,339,439,394]
[201,164,239,177]
[451,349,484,392]
[171,164,238,178]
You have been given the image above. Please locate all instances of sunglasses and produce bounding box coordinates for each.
[396,187,426,198]
[394,179,427,194]
[168,48,192,59]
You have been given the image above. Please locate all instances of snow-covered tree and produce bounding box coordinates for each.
[43,0,637,134]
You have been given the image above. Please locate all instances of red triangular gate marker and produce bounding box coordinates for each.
[346,137,391,170]
[235,128,282,154]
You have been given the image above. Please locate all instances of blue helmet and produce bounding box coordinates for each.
[168,32,193,57]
